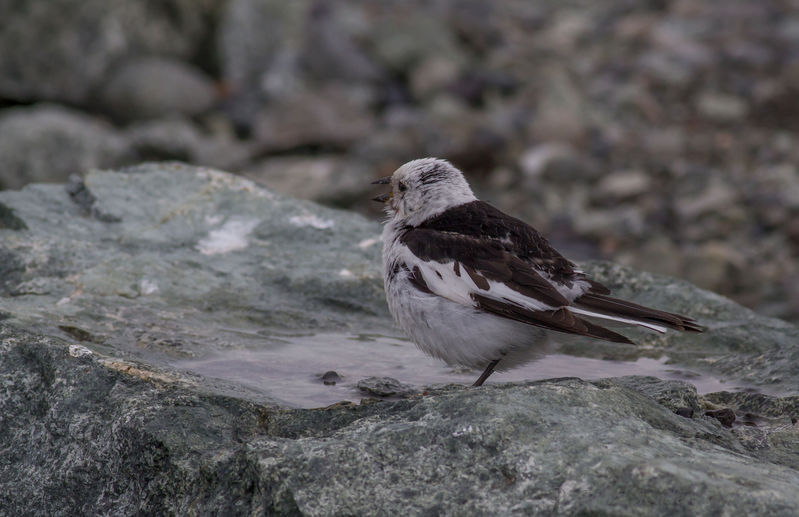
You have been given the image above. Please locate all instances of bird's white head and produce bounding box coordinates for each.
[374,158,476,227]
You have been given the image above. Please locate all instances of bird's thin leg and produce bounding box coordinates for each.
[472,358,501,387]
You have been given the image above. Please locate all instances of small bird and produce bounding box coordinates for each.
[373,158,702,386]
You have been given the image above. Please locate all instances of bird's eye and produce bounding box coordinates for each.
[398,182,407,192]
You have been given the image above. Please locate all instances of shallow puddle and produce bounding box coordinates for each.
[172,332,764,408]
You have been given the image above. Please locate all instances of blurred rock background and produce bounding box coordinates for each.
[1,0,798,321]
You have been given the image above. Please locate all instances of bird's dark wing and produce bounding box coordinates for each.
[416,200,610,293]
[397,226,634,341]
[400,227,570,309]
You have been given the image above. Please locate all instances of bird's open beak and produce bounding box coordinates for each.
[371,176,392,203]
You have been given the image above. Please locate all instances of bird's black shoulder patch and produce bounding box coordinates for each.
[399,225,570,308]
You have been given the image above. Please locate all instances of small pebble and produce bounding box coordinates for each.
[320,371,342,386]
[356,377,415,398]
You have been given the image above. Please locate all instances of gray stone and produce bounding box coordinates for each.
[0,163,796,401]
[696,92,749,122]
[528,64,591,142]
[594,376,702,415]
[652,24,713,67]
[216,0,309,130]
[302,1,384,84]
[409,56,461,100]
[674,178,739,220]
[123,117,254,170]
[0,0,223,105]
[253,86,376,151]
[0,105,134,190]
[681,242,746,293]
[356,376,416,398]
[101,57,217,122]
[241,155,377,207]
[518,142,592,181]
[218,0,308,92]
[0,202,28,231]
[630,236,684,279]
[368,9,465,73]
[319,370,343,385]
[595,169,653,201]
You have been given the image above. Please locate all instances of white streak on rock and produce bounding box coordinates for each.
[289,213,334,230]
[452,425,475,437]
[357,237,380,249]
[139,279,159,295]
[197,218,260,255]
[69,345,93,358]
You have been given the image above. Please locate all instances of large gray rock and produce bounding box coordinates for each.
[0,163,387,371]
[0,105,135,190]
[2,330,799,515]
[1,164,799,514]
[0,105,255,191]
[101,57,218,122]
[123,117,254,170]
[216,0,310,129]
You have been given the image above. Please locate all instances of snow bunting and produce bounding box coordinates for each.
[373,158,702,386]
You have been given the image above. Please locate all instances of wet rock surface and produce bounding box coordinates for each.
[2,328,799,515]
[1,164,799,514]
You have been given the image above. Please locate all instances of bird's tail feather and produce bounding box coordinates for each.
[572,293,703,333]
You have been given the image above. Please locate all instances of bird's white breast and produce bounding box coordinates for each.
[381,221,554,370]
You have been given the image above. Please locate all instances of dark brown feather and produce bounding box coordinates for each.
[409,265,433,294]
[471,293,634,344]
[462,264,490,290]
[587,279,611,295]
